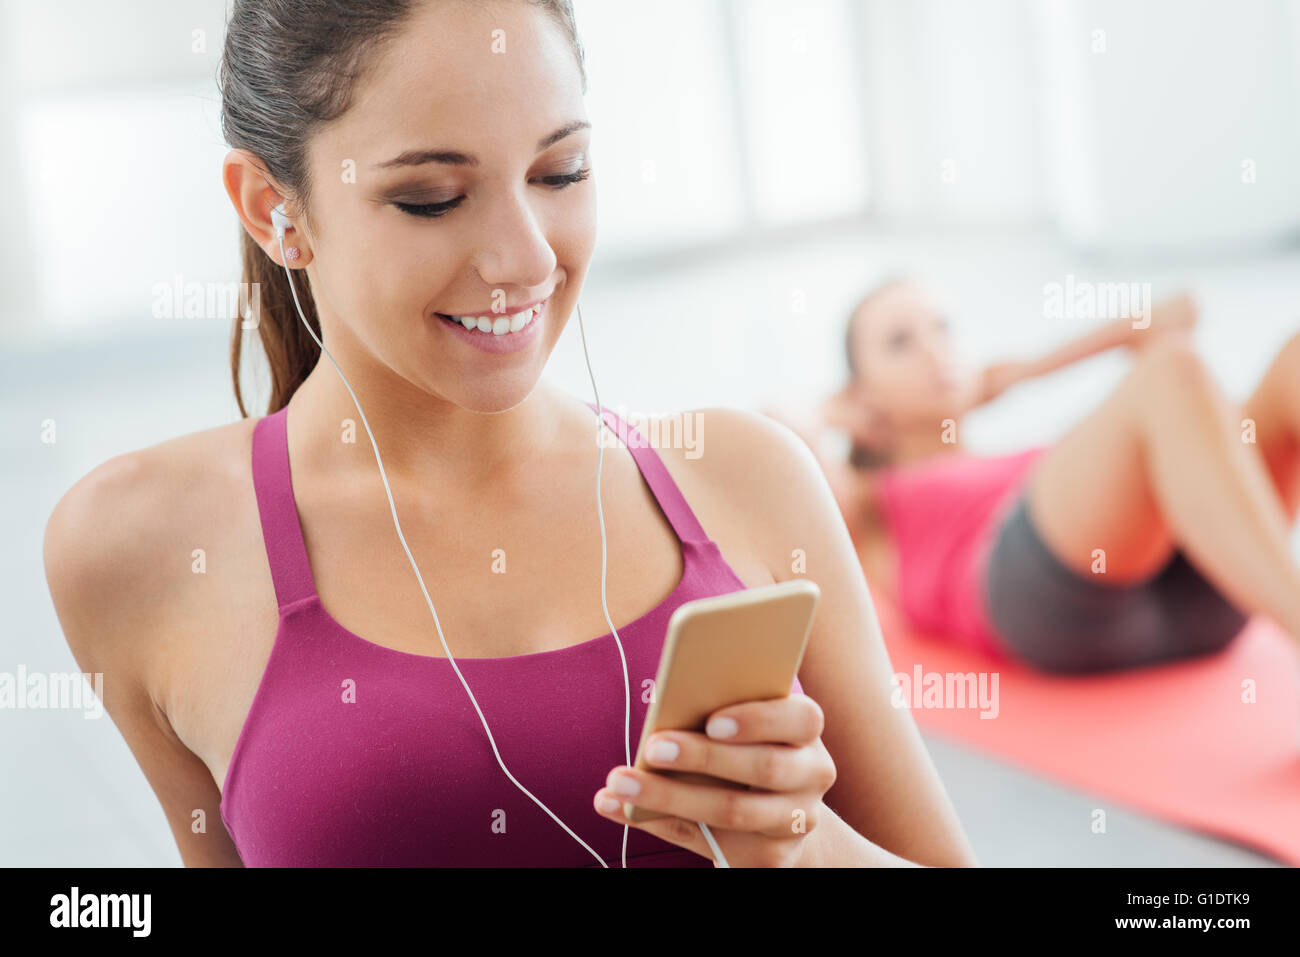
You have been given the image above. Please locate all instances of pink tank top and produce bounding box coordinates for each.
[220,401,803,867]
[875,446,1048,658]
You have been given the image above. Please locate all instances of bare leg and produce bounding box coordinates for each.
[1239,330,1300,524]
[1025,336,1300,639]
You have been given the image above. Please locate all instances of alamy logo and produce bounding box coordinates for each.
[890,665,1000,719]
[0,667,103,718]
[49,887,151,937]
[151,274,261,327]
[595,404,704,459]
[1043,274,1151,328]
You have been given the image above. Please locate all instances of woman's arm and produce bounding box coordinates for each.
[685,409,978,867]
[44,455,245,867]
[973,293,1199,407]
[974,320,1129,406]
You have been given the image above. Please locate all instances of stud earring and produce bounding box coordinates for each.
[285,246,301,262]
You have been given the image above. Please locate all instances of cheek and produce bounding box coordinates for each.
[364,224,463,315]
[553,192,597,271]
[306,234,451,363]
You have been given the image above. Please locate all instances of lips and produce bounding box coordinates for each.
[435,298,546,336]
[434,298,548,354]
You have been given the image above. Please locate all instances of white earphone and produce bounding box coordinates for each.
[270,202,293,239]
[267,202,729,868]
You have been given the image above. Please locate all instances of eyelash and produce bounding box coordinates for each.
[394,167,591,220]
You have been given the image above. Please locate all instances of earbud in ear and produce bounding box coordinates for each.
[270,203,293,239]
[270,203,303,263]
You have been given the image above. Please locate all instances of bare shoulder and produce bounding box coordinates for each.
[43,417,259,677]
[647,407,978,866]
[43,416,258,866]
[643,406,842,581]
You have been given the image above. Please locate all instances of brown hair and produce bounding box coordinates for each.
[218,0,588,417]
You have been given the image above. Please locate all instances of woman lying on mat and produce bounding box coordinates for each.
[772,278,1300,674]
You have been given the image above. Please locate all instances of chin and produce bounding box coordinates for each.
[918,400,961,422]
[452,377,545,415]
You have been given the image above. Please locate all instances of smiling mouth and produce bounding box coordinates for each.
[435,302,544,336]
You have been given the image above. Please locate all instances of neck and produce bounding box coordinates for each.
[287,356,568,490]
[889,423,963,466]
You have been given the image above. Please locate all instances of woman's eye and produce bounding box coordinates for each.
[534,166,591,189]
[392,167,590,220]
[394,197,464,219]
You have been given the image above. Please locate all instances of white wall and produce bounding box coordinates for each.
[1033,0,1300,254]
[860,0,1044,225]
[0,0,36,337]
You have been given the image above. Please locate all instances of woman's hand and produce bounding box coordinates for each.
[976,358,1033,405]
[592,693,838,867]
[822,384,892,453]
[998,293,1200,392]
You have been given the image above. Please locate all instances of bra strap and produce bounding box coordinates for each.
[251,406,317,609]
[585,402,710,545]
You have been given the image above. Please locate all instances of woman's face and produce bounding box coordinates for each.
[850,283,975,424]
[293,0,595,413]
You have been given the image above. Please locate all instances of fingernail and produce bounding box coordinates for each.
[610,772,640,796]
[596,794,621,813]
[707,716,738,739]
[647,738,679,763]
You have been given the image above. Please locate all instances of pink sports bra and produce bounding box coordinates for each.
[875,446,1048,657]
[219,401,803,866]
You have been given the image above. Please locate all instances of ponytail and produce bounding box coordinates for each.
[229,228,320,418]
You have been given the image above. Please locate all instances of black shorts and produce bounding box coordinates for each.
[983,496,1250,674]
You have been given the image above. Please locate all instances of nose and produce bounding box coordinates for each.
[920,331,956,378]
[472,187,558,292]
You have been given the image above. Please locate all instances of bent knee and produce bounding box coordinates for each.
[1275,328,1300,371]
[1130,336,1217,393]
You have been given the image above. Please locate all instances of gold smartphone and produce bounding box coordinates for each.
[623,578,820,823]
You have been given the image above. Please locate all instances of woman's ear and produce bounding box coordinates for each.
[222,148,313,268]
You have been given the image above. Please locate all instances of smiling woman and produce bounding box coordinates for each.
[221,0,595,416]
[42,0,978,870]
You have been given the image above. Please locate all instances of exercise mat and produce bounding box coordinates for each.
[870,588,1300,865]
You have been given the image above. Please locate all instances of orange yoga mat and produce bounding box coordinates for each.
[869,589,1300,865]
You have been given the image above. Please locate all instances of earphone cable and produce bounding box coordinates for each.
[275,233,618,867]
[574,302,633,869]
[576,302,726,869]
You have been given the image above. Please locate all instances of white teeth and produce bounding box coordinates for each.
[445,303,541,334]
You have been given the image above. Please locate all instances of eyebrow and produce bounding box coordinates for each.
[372,120,591,170]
